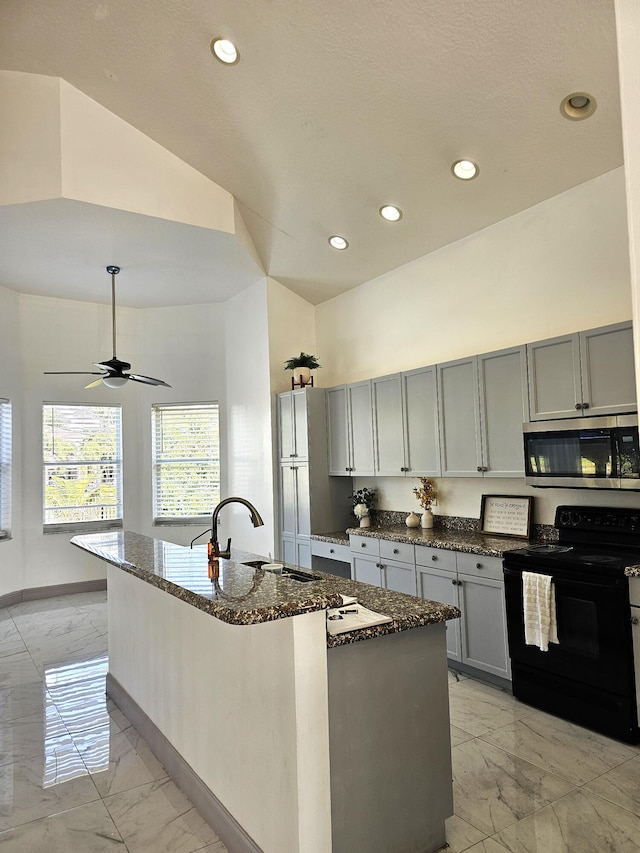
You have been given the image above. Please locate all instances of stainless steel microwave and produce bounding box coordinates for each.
[523,415,640,489]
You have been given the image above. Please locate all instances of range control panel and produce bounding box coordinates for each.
[556,506,640,535]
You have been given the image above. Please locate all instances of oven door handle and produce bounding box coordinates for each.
[503,567,625,589]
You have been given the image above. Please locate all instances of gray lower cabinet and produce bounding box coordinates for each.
[527,321,636,420]
[416,563,461,661]
[417,547,510,679]
[458,572,510,680]
[351,554,416,595]
[281,535,312,570]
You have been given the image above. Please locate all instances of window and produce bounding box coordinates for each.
[152,403,220,523]
[43,403,123,531]
[0,398,11,540]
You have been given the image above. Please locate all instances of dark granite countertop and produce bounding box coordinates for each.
[72,530,460,647]
[310,531,350,545]
[340,524,545,557]
[625,566,640,577]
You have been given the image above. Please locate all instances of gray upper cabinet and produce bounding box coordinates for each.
[277,389,309,461]
[437,357,483,477]
[439,347,528,478]
[372,367,441,477]
[326,382,375,476]
[580,323,636,416]
[528,322,636,420]
[478,346,529,478]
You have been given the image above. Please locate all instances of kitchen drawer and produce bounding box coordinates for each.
[311,540,350,563]
[415,545,457,573]
[630,577,640,607]
[380,539,415,565]
[349,535,380,556]
[456,552,503,581]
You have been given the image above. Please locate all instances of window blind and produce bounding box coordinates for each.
[0,399,11,540]
[152,402,220,522]
[43,403,123,531]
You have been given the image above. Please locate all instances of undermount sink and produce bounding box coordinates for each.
[242,560,318,583]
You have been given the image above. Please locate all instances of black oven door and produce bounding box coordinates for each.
[503,566,633,696]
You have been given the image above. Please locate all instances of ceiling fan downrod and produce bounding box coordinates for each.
[106,265,120,360]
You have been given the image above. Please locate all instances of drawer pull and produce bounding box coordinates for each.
[476,562,483,569]
[329,548,334,554]
[361,542,366,548]
[431,555,437,561]
[393,548,399,554]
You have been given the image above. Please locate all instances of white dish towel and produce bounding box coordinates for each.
[522,571,559,652]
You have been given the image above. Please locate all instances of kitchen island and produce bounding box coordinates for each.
[72,530,460,853]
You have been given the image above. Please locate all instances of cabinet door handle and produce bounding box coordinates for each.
[477,466,483,472]
[632,616,639,625]
[458,580,463,586]
[290,453,295,457]
[345,467,350,472]
[451,579,457,586]
[583,402,590,409]
[575,403,582,410]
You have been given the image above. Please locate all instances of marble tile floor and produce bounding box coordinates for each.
[3,593,640,852]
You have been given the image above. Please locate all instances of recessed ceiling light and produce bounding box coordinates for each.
[560,92,597,121]
[379,205,403,222]
[329,235,349,250]
[452,160,479,180]
[211,38,239,65]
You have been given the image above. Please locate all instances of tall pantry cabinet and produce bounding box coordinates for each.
[277,388,352,568]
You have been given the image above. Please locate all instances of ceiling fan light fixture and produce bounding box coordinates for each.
[379,205,403,222]
[211,38,239,65]
[102,375,128,388]
[452,160,479,180]
[560,92,596,121]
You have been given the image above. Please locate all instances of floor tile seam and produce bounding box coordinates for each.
[471,734,584,789]
[0,784,105,834]
[578,776,640,820]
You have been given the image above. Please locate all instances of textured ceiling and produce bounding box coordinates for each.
[0,0,624,307]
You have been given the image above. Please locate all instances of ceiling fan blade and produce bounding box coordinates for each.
[84,377,106,389]
[128,374,172,388]
[44,371,106,376]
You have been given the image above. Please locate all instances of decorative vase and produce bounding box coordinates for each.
[405,511,420,528]
[421,509,434,529]
[292,366,311,385]
[359,516,370,528]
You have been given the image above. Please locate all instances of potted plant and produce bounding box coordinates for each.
[351,487,376,528]
[413,478,436,529]
[284,352,321,386]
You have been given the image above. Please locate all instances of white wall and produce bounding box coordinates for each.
[11,292,228,596]
[316,168,635,525]
[0,285,24,596]
[266,277,317,395]
[316,168,631,386]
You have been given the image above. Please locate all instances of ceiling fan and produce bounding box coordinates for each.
[45,266,171,389]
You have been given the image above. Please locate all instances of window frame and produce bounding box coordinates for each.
[0,398,11,541]
[42,402,123,534]
[151,401,221,525]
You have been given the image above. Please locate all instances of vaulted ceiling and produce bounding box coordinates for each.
[0,0,624,307]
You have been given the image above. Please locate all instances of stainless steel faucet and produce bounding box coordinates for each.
[210,497,264,559]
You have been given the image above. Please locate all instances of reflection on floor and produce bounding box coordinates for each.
[2,593,640,851]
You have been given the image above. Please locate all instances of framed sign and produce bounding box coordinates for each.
[479,495,532,539]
